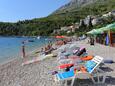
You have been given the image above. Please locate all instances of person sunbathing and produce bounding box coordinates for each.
[44,45,52,55]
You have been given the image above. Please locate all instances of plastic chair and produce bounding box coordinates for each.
[55,56,105,86]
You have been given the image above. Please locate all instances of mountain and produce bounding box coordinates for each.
[0,0,115,36]
[53,0,114,15]
[53,0,97,14]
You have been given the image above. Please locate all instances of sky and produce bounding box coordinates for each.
[0,0,69,22]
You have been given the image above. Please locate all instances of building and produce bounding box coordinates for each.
[61,26,70,31]
[53,29,61,34]
[109,11,115,16]
[60,25,76,33]
[84,15,91,26]
[102,11,115,18]
[92,17,103,25]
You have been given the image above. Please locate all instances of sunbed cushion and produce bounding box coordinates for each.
[81,56,93,61]
[56,70,74,80]
[85,60,97,73]
[58,63,74,69]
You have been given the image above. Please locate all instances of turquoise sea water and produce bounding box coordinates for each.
[0,37,54,64]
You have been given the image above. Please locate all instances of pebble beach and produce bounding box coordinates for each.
[0,39,115,86]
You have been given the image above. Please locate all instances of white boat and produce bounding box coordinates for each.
[37,36,40,39]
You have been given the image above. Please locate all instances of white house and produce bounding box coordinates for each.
[61,26,69,31]
[111,11,115,16]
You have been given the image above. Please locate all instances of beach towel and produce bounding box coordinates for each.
[58,63,74,69]
[56,70,74,80]
[81,56,93,61]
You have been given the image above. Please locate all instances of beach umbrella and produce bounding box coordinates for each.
[92,29,103,34]
[100,23,115,31]
[87,23,115,35]
[106,23,115,29]
[55,36,61,38]
[87,29,96,34]
[55,36,66,39]
[94,27,105,34]
[87,29,103,35]
[106,23,115,31]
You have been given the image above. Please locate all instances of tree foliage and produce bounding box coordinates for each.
[0,0,115,36]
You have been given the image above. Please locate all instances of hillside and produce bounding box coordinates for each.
[0,0,115,36]
[52,0,115,16]
[53,0,98,14]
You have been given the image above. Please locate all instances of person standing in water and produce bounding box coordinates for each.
[22,41,26,58]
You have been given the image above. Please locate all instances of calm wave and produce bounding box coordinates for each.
[0,37,54,63]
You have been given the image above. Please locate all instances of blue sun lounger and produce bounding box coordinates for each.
[56,70,74,81]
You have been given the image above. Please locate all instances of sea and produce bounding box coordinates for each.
[0,36,55,64]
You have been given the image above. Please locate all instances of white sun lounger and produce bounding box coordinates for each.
[55,56,106,86]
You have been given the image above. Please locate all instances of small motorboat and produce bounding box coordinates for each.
[28,40,34,42]
[37,36,40,39]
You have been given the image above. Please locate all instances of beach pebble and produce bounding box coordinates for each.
[0,39,115,86]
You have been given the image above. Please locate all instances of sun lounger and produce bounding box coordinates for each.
[55,70,75,81]
[71,56,105,85]
[55,56,105,86]
[57,47,86,61]
[58,55,93,65]
[58,56,93,71]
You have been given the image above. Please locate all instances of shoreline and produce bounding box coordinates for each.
[0,57,18,66]
[0,40,56,66]
[0,46,44,66]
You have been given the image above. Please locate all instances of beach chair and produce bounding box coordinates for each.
[57,47,87,62]
[55,56,105,86]
[58,55,93,65]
